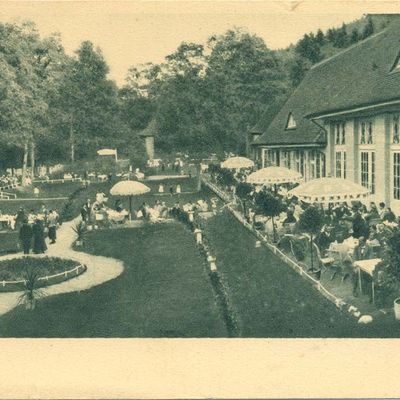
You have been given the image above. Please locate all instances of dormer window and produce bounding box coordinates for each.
[286,113,296,129]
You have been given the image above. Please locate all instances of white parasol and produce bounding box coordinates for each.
[221,156,254,169]
[110,180,150,219]
[247,166,302,185]
[288,177,370,204]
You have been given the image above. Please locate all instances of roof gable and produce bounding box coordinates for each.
[255,20,400,146]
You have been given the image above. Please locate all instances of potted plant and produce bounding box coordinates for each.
[72,221,87,246]
[19,267,43,310]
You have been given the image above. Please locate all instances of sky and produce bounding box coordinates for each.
[0,1,379,86]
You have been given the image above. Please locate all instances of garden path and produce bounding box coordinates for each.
[0,217,124,316]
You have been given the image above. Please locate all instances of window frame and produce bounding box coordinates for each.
[359,119,374,145]
[360,150,376,194]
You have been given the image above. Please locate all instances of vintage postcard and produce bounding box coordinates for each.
[0,0,399,398]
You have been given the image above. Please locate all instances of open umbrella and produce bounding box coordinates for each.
[288,177,370,204]
[110,180,150,220]
[221,156,254,169]
[247,166,302,185]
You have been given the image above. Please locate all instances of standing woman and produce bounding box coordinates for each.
[19,219,33,255]
[33,219,47,254]
[47,210,59,244]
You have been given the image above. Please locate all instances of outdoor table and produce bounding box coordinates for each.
[107,209,128,223]
[343,236,358,250]
[353,258,382,304]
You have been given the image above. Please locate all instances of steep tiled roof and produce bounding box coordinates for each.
[255,20,400,146]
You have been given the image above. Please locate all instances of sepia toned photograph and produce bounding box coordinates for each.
[0,0,399,343]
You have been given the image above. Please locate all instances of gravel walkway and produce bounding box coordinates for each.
[0,218,124,316]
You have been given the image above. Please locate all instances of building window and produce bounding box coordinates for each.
[393,115,400,144]
[282,151,291,169]
[315,152,326,178]
[335,151,346,179]
[360,120,374,145]
[360,151,375,194]
[394,153,400,199]
[334,122,345,145]
[266,149,280,166]
[299,151,304,176]
[295,150,305,176]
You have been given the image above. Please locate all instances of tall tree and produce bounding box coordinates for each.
[362,16,375,39]
[55,41,120,161]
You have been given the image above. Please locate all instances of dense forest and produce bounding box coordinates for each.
[0,14,396,175]
[122,14,396,155]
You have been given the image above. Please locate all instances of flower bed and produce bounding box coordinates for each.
[0,256,86,292]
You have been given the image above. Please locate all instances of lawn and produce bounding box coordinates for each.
[10,181,82,199]
[0,222,226,337]
[202,210,400,337]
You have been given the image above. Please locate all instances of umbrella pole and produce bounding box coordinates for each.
[129,196,132,221]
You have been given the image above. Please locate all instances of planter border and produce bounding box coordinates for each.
[0,255,87,292]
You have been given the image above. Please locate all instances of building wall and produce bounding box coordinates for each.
[326,112,399,210]
[257,146,325,181]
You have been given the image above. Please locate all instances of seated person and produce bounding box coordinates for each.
[378,202,387,219]
[283,209,297,224]
[352,211,369,239]
[333,202,351,221]
[383,207,396,223]
[353,236,375,261]
[160,202,169,218]
[367,202,380,221]
[316,225,332,253]
[331,219,350,242]
[114,199,123,213]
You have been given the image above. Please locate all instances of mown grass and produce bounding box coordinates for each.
[11,182,82,199]
[0,222,226,337]
[203,210,400,337]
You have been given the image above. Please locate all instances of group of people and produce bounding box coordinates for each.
[18,207,60,254]
[80,190,110,223]
[0,174,20,189]
[158,184,182,195]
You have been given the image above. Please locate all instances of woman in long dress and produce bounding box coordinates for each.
[33,219,47,254]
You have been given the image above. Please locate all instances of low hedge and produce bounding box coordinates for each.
[0,256,86,292]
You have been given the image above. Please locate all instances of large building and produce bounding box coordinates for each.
[250,20,400,213]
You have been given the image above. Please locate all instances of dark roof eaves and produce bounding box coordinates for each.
[306,96,400,119]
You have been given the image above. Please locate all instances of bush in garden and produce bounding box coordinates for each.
[255,190,284,242]
[299,206,324,271]
[373,228,400,306]
[235,182,253,216]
